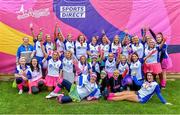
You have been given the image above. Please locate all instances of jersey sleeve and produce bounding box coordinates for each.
[16,47,21,59]
[155,85,167,104]
[15,67,19,74]
[88,63,92,70]
[26,70,32,80]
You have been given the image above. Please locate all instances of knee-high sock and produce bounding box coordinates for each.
[54,84,61,93]
[17,83,23,90]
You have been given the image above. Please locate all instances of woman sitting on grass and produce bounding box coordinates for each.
[46,73,100,104]
[105,72,172,105]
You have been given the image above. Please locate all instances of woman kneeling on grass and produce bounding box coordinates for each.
[106,72,172,105]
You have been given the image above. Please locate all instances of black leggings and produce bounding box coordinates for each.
[57,79,73,103]
[31,80,45,94]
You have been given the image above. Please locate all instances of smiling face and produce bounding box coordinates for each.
[37,34,42,41]
[23,37,29,46]
[147,72,154,82]
[46,35,51,42]
[91,37,97,45]
[133,36,139,44]
[80,56,86,64]
[78,35,85,43]
[100,73,106,79]
[65,51,72,59]
[52,52,59,61]
[123,36,130,45]
[156,34,163,44]
[113,70,120,78]
[19,57,26,66]
[149,39,156,48]
[145,36,152,43]
[31,58,38,67]
[108,53,114,61]
[67,34,72,42]
[57,33,64,41]
[114,35,119,44]
[92,57,97,62]
[90,76,97,83]
[120,55,127,63]
[102,36,107,44]
[131,53,138,62]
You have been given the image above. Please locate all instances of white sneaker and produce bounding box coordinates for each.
[45,92,61,99]
[18,90,23,95]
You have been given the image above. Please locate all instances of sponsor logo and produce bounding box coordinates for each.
[60,6,86,18]
[16,4,50,20]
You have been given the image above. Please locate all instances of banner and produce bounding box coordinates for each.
[0,0,180,74]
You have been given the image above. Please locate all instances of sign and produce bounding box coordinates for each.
[0,0,180,74]
[60,6,86,18]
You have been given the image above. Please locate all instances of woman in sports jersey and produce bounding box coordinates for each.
[106,72,172,105]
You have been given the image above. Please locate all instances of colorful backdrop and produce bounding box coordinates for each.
[0,0,180,74]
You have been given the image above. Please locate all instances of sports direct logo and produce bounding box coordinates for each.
[60,6,86,18]
[16,4,50,20]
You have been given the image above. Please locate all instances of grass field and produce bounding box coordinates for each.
[0,80,180,114]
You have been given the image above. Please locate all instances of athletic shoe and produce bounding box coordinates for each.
[18,90,23,95]
[45,92,61,99]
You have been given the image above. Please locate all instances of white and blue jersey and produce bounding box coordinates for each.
[138,81,166,104]
[144,47,160,63]
[100,43,110,58]
[34,40,44,58]
[27,65,42,82]
[62,58,74,73]
[77,74,100,99]
[158,43,169,60]
[130,60,143,80]
[43,42,54,57]
[16,44,34,63]
[105,58,117,73]
[89,61,100,74]
[15,65,31,78]
[122,44,132,58]
[55,38,65,53]
[64,40,74,54]
[118,62,129,75]
[131,43,144,59]
[87,43,99,58]
[75,41,88,59]
[62,58,74,83]
[78,62,91,75]
[47,59,62,77]
[111,42,121,56]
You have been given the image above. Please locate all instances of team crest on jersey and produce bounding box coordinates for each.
[49,64,53,68]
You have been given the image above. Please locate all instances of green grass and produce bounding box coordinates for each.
[0,80,180,114]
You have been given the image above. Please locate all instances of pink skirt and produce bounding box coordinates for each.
[45,75,63,87]
[161,58,172,70]
[29,78,45,87]
[28,78,45,94]
[143,63,162,74]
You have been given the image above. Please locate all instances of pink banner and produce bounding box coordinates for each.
[0,0,180,73]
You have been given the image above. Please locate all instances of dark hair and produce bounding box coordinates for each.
[144,72,157,81]
[30,57,40,72]
[157,32,164,38]
[131,52,139,62]
[77,35,85,42]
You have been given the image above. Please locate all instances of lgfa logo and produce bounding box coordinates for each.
[16,4,50,20]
